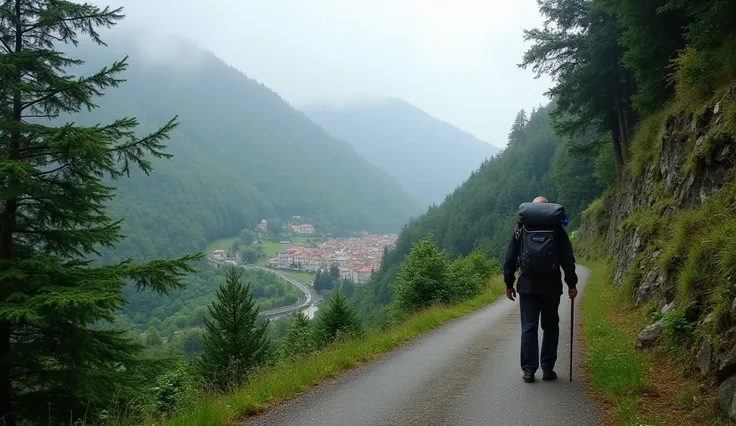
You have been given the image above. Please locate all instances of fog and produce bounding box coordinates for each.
[106,0,552,147]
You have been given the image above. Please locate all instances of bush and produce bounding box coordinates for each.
[656,309,696,347]
[278,313,316,360]
[391,237,450,313]
[446,255,485,303]
[671,46,730,106]
[151,362,197,416]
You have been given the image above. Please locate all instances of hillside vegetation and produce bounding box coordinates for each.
[350,103,612,325]
[66,32,421,263]
[303,98,500,205]
[518,0,736,423]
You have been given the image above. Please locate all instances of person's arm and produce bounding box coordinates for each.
[557,228,578,288]
[503,230,520,289]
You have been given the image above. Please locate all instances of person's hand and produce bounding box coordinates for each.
[506,287,516,301]
[568,287,578,300]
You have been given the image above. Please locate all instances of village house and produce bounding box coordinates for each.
[350,265,374,283]
[338,267,352,280]
[211,249,226,261]
[290,224,315,235]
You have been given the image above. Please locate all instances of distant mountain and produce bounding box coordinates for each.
[64,32,421,261]
[302,99,501,206]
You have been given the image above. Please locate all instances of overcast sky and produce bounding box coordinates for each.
[110,0,552,148]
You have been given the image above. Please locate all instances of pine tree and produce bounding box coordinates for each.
[507,109,528,145]
[0,2,200,425]
[314,290,363,345]
[198,267,270,390]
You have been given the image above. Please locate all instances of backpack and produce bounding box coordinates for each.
[514,202,568,278]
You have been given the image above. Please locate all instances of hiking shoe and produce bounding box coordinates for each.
[523,370,535,383]
[542,370,558,381]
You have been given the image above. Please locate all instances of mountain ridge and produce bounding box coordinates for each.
[302,98,500,206]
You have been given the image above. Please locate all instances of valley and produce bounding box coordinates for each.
[3,1,736,426]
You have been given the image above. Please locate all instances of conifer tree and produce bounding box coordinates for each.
[507,109,528,145]
[314,290,363,345]
[198,267,270,390]
[0,2,200,424]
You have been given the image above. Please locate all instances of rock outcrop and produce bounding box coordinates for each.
[578,84,736,419]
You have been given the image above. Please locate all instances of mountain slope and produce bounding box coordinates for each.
[65,32,421,260]
[302,99,500,205]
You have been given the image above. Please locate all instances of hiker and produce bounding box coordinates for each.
[503,196,578,383]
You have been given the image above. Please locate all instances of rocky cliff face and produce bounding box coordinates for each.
[578,84,736,417]
[608,86,735,305]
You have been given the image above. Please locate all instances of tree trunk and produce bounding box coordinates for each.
[0,322,12,426]
[610,120,625,182]
[615,99,630,162]
[0,2,22,425]
[612,60,632,164]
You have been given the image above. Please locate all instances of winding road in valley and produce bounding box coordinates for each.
[207,255,321,318]
[242,265,601,426]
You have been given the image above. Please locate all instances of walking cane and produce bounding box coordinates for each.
[569,296,574,382]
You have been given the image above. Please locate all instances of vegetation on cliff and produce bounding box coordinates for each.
[549,0,736,421]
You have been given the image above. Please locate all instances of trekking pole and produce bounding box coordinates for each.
[569,296,574,382]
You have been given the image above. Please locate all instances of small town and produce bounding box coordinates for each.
[208,218,398,284]
[268,233,397,283]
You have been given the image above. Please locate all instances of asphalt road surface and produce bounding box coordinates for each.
[242,265,602,426]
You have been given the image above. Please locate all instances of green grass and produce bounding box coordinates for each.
[156,278,506,426]
[628,107,670,178]
[581,261,648,424]
[253,240,283,265]
[581,261,733,426]
[206,237,237,253]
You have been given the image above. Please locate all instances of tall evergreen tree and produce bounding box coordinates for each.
[0,2,199,424]
[520,0,635,178]
[507,109,528,145]
[198,267,270,390]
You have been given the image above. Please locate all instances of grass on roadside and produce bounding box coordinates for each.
[156,277,507,426]
[581,261,733,426]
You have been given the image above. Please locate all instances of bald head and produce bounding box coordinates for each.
[532,196,549,203]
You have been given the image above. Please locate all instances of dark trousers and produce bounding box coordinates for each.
[519,293,561,373]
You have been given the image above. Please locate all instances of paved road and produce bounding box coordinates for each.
[242,265,601,426]
[207,255,321,317]
[251,266,322,316]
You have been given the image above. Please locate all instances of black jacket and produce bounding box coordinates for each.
[502,226,578,295]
